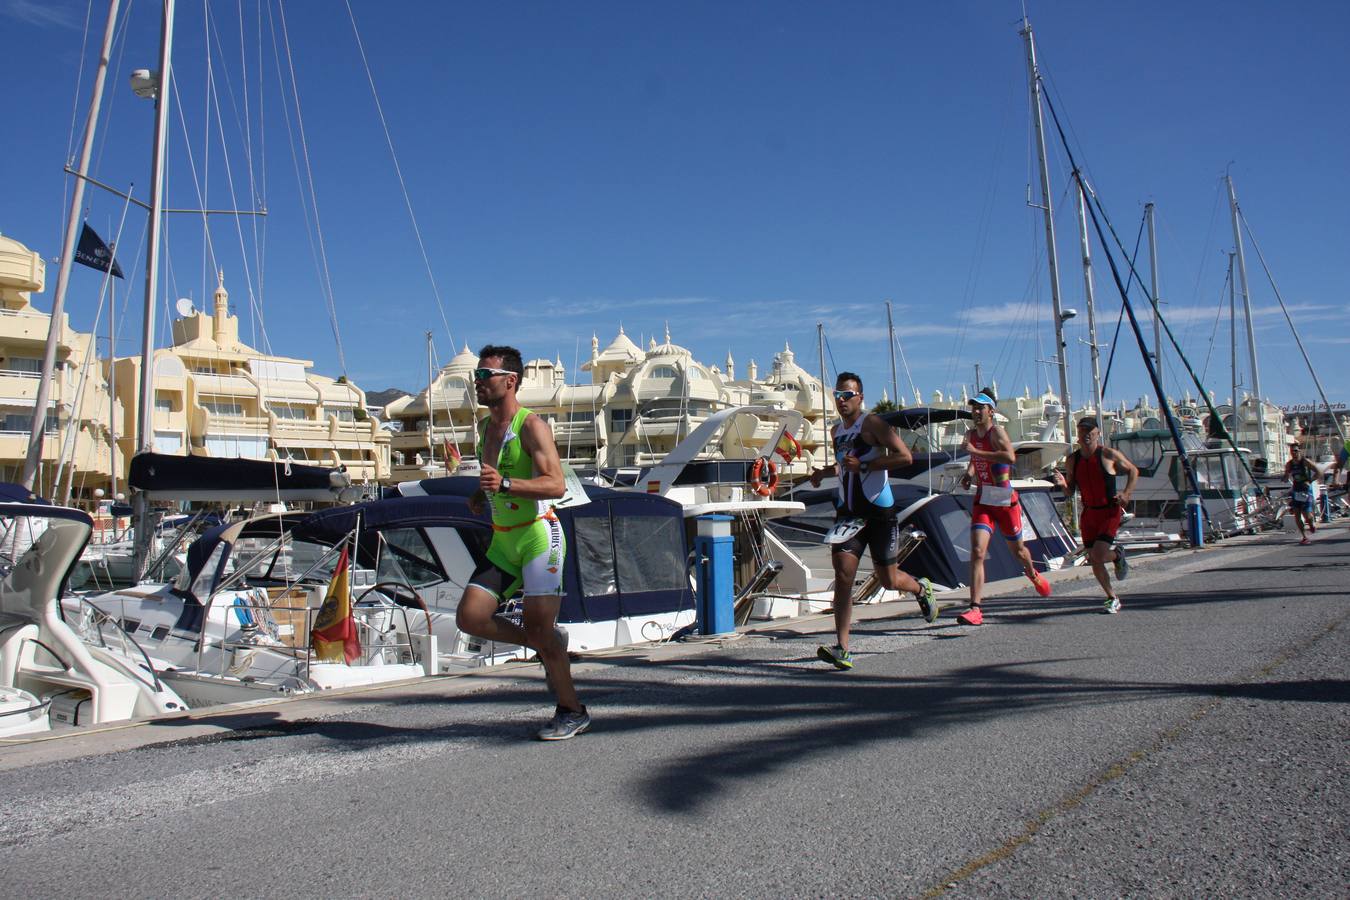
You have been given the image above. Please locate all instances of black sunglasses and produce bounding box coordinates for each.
[833,390,860,401]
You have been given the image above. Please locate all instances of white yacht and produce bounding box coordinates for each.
[0,499,186,734]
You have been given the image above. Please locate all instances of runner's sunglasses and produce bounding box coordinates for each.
[473,367,515,381]
[832,390,860,401]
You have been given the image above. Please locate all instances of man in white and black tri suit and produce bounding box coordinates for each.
[808,372,936,670]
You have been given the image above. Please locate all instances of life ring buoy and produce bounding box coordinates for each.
[750,457,779,496]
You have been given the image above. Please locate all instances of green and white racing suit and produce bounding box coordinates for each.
[468,406,566,601]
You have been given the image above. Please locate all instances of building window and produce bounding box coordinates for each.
[1,412,58,434]
[270,403,311,420]
[330,407,356,422]
[154,393,175,413]
[610,408,634,433]
[650,365,677,379]
[3,357,43,376]
[205,434,268,459]
[202,399,245,417]
[153,431,183,454]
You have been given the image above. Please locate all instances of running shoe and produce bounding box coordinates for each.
[1103,597,1122,615]
[917,577,938,623]
[816,644,854,669]
[1299,537,1311,546]
[1030,572,1053,597]
[956,605,984,626]
[1113,543,1129,581]
[537,704,591,741]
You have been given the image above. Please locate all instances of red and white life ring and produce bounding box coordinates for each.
[749,457,779,497]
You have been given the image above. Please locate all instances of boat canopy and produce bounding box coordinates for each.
[128,452,357,502]
[304,476,694,624]
[879,407,974,430]
[0,483,51,505]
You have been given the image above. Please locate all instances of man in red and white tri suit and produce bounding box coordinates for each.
[957,388,1051,626]
[1051,416,1138,614]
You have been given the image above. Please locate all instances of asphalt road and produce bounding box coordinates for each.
[3,525,1346,899]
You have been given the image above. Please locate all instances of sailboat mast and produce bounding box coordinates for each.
[22,0,123,493]
[1228,252,1238,435]
[817,321,829,449]
[885,300,898,405]
[109,275,118,500]
[1020,21,1073,434]
[133,0,177,577]
[427,332,436,460]
[1145,202,1164,388]
[1075,182,1104,438]
[1226,175,1267,461]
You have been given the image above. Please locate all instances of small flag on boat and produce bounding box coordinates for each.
[444,439,462,472]
[74,222,124,279]
[311,545,360,664]
[774,431,802,462]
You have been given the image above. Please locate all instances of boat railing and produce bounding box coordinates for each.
[72,597,165,693]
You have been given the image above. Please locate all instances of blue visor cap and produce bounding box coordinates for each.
[971,393,997,407]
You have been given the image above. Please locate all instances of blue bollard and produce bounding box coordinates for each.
[694,514,735,635]
[1185,494,1204,548]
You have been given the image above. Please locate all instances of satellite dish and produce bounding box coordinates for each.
[175,297,195,318]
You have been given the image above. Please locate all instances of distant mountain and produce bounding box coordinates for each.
[365,388,411,409]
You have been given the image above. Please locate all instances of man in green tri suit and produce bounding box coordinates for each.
[454,345,589,740]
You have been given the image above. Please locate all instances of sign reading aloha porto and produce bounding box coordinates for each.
[1279,403,1346,413]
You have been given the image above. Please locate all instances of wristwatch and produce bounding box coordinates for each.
[500,476,512,493]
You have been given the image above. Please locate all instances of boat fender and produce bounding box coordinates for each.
[749,458,779,497]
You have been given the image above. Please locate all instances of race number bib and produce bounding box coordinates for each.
[823,517,866,545]
[979,485,1016,507]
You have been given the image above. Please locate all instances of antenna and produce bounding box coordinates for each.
[175,297,194,318]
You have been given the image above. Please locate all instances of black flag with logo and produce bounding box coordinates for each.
[74,222,124,278]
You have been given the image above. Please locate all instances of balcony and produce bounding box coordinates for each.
[0,308,54,343]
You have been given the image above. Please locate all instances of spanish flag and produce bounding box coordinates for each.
[311,546,360,664]
[774,431,802,463]
[444,439,462,473]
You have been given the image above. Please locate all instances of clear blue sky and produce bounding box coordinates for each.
[5,0,1348,411]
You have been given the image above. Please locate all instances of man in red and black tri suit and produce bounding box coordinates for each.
[1051,416,1138,614]
[957,387,1052,626]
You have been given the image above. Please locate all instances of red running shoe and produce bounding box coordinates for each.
[1031,572,1053,597]
[956,606,984,626]
[1300,537,1311,545]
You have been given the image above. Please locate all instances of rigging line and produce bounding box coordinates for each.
[166,77,220,280]
[948,79,1017,392]
[85,2,136,192]
[1239,212,1347,443]
[201,1,213,307]
[1174,185,1222,354]
[342,0,456,351]
[1065,137,1259,492]
[59,0,96,251]
[243,0,268,353]
[1098,208,1146,396]
[200,28,273,359]
[1036,89,1203,498]
[204,2,267,330]
[891,331,918,406]
[274,0,347,375]
[55,196,134,500]
[1197,259,1233,384]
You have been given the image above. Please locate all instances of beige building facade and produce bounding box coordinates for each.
[0,234,120,502]
[109,273,390,485]
[384,328,831,482]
